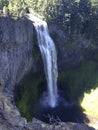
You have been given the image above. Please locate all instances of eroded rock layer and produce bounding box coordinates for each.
[0,17,35,93]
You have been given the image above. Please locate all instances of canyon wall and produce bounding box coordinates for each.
[0,17,98,94]
[49,23,98,70]
[0,17,35,94]
[0,16,97,130]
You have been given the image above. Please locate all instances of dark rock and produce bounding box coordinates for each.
[0,16,97,130]
[0,17,35,94]
[26,118,96,130]
[49,24,98,70]
[73,124,95,130]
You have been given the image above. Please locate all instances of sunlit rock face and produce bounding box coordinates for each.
[0,17,35,93]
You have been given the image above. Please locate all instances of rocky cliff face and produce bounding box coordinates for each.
[0,17,35,94]
[0,17,98,94]
[0,16,35,129]
[49,23,98,70]
[0,16,97,130]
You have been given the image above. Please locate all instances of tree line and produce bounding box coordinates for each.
[44,0,98,43]
[0,0,98,43]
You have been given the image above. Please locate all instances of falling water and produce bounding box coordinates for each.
[29,14,58,107]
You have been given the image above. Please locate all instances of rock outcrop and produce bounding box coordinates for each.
[49,23,98,70]
[0,113,96,130]
[0,17,35,94]
[0,92,27,130]
[0,16,97,130]
[0,16,36,130]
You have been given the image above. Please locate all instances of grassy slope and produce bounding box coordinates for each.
[81,87,98,118]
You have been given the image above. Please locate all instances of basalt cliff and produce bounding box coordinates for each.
[0,16,97,130]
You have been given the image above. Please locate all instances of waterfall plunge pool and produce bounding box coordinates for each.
[15,13,89,124]
[15,72,89,124]
[31,90,86,123]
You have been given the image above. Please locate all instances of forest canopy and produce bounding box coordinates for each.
[0,0,98,43]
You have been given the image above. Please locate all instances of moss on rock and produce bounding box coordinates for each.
[16,73,44,121]
[58,60,98,102]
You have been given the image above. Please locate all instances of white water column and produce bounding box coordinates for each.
[29,14,58,107]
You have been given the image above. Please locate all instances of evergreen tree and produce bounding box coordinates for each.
[0,0,98,44]
[0,0,8,10]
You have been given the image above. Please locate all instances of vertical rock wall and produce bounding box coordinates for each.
[0,17,35,93]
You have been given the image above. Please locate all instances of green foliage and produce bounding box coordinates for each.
[58,60,98,102]
[0,0,8,10]
[34,0,98,43]
[3,6,8,16]
[81,87,98,118]
[8,0,27,17]
[17,73,43,121]
[91,0,98,6]
[0,0,98,42]
[18,90,32,120]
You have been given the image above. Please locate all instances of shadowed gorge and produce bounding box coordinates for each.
[0,15,98,130]
[16,68,90,124]
[15,14,98,125]
[0,0,98,129]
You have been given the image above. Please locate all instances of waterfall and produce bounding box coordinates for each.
[29,14,58,108]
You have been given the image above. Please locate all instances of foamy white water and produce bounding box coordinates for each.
[29,14,58,107]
